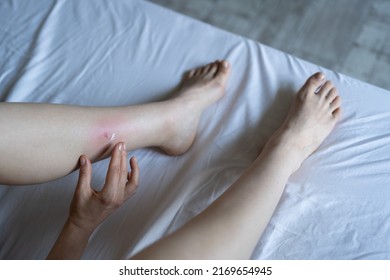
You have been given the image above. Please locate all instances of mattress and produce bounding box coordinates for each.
[1,0,389,260]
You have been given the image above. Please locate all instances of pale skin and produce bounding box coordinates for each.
[47,143,140,259]
[0,60,229,185]
[133,71,341,259]
[0,60,341,259]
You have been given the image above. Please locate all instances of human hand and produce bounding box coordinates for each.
[68,142,139,234]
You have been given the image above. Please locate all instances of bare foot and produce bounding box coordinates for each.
[161,60,231,155]
[267,72,341,172]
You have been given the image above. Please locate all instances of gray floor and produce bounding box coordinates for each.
[149,0,390,91]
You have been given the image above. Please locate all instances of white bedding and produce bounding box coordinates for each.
[1,0,390,260]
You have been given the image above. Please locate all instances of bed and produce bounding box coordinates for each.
[1,0,389,260]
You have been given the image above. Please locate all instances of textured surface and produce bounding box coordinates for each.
[150,0,390,91]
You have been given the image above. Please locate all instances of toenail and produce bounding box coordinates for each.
[314,72,325,81]
[222,61,229,68]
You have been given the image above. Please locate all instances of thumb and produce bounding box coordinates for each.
[125,156,139,197]
[76,155,92,192]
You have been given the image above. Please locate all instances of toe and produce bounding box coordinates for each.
[330,95,341,112]
[301,72,325,95]
[214,60,230,85]
[332,107,342,119]
[221,60,229,70]
[206,62,218,78]
[325,87,338,101]
[318,81,333,98]
[201,64,212,75]
[188,69,196,79]
[194,67,203,77]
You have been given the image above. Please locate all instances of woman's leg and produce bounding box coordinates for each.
[0,61,230,185]
[132,73,341,259]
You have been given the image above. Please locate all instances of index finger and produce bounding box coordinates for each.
[103,142,124,195]
[119,143,128,187]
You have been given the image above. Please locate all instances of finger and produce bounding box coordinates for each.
[76,155,92,194]
[103,142,123,195]
[119,143,128,187]
[125,156,139,197]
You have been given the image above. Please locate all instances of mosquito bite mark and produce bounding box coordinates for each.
[103,132,117,142]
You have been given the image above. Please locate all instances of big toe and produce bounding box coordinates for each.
[301,72,325,94]
[214,60,230,86]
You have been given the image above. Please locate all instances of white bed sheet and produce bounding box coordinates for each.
[1,0,390,259]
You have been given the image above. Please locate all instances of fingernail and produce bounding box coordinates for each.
[222,61,229,68]
[118,143,123,151]
[80,156,86,166]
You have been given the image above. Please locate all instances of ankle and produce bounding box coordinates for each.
[261,129,306,173]
[157,101,198,155]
